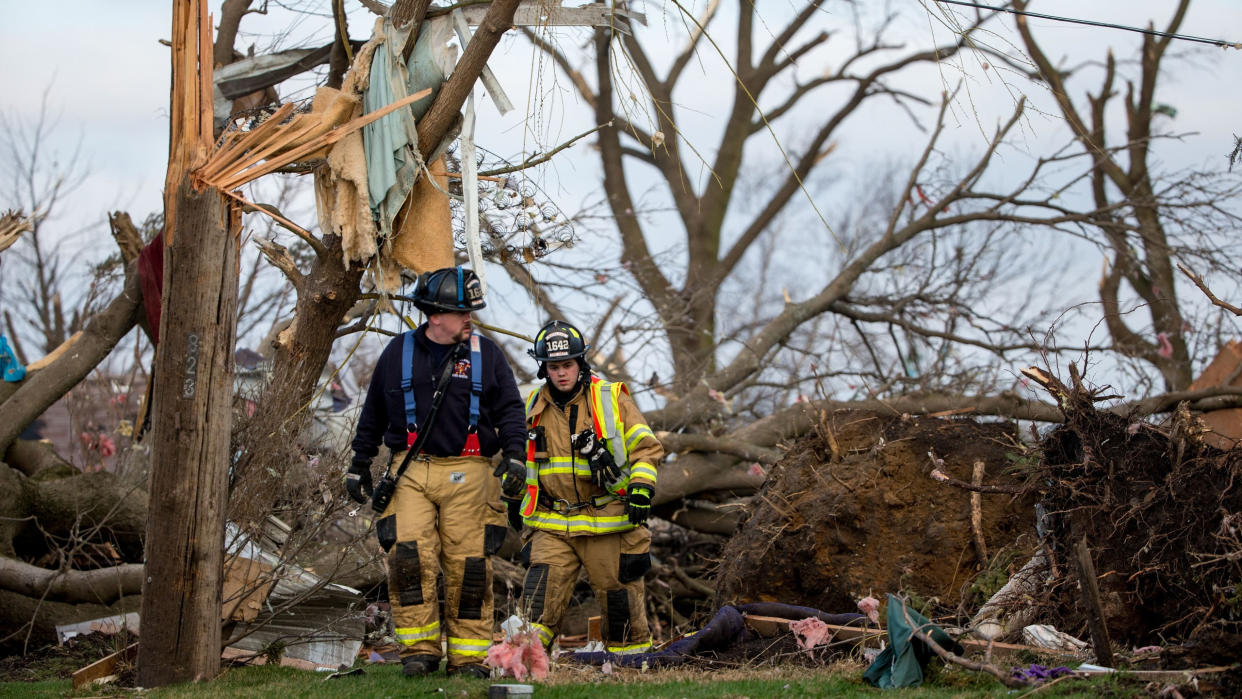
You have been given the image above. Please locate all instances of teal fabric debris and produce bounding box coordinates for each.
[1,335,26,382]
[363,18,451,240]
[862,594,963,689]
[406,19,451,122]
[363,19,419,240]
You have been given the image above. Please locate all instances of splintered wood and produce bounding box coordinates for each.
[164,0,214,242]
[193,88,431,193]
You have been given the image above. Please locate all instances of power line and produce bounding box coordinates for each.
[935,0,1241,49]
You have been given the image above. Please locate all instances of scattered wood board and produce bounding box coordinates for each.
[741,614,1082,660]
[72,642,138,690]
[1074,665,1235,682]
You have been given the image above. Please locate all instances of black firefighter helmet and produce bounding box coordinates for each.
[412,266,486,314]
[528,320,590,379]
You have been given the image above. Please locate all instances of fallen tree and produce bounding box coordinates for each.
[714,410,1035,615]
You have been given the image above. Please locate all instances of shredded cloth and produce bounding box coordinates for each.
[567,602,865,669]
[789,617,831,655]
[1011,664,1073,684]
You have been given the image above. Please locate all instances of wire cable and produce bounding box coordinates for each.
[935,0,1241,49]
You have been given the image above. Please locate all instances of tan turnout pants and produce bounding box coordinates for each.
[376,454,508,668]
[521,526,652,653]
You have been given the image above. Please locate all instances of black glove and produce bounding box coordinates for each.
[573,430,621,489]
[493,453,525,500]
[626,484,653,526]
[345,457,374,504]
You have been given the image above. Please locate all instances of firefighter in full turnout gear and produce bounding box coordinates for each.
[517,320,664,653]
[347,267,527,678]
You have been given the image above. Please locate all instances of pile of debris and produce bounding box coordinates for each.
[1019,366,1242,654]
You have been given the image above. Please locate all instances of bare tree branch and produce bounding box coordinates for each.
[1178,262,1242,316]
[416,0,520,157]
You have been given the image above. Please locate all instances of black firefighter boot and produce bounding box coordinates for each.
[446,663,490,679]
[401,654,441,677]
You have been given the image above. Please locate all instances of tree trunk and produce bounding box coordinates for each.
[138,181,238,686]
[228,233,363,527]
[0,558,144,605]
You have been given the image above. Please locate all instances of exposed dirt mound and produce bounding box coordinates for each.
[715,411,1033,614]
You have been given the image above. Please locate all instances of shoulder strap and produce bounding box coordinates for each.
[400,330,417,432]
[467,333,483,430]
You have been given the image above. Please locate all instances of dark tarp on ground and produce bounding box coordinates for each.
[862,594,963,689]
[566,602,866,668]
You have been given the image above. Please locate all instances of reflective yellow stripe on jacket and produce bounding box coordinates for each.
[608,640,654,654]
[524,510,634,535]
[536,456,593,478]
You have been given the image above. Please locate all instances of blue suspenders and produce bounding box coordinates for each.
[400,331,483,451]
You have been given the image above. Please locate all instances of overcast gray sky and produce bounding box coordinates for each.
[3,1,1238,237]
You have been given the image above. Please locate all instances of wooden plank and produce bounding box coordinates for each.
[198,102,297,181]
[742,615,880,644]
[211,88,431,191]
[1074,537,1115,666]
[1075,666,1234,682]
[959,638,1080,658]
[73,642,138,690]
[454,2,646,28]
[742,614,1082,659]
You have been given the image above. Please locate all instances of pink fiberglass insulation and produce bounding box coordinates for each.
[485,631,549,681]
[788,617,831,655]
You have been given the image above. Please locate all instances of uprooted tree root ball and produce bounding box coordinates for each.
[714,410,1035,615]
[1028,367,1242,648]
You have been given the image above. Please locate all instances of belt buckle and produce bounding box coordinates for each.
[554,498,572,514]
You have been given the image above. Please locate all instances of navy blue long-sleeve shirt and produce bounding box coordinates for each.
[351,326,526,461]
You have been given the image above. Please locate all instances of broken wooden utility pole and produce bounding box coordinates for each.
[138,0,239,686]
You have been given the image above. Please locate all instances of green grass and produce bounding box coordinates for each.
[0,661,1141,699]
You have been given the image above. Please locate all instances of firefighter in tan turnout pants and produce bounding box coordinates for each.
[518,320,663,653]
[346,267,528,678]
